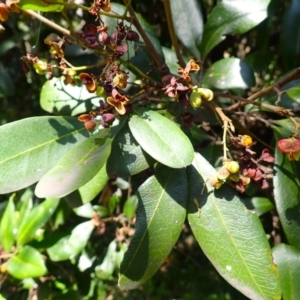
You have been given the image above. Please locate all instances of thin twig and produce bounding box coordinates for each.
[162,0,185,68]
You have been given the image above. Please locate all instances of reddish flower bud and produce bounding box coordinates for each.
[126,30,140,42]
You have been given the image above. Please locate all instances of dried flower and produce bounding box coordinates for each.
[78,114,96,132]
[44,33,64,58]
[278,137,300,160]
[0,3,9,22]
[79,73,97,93]
[107,88,130,115]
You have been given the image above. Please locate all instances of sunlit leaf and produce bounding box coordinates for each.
[170,0,203,58]
[129,108,194,168]
[187,153,281,299]
[7,246,47,279]
[273,244,300,300]
[20,0,64,11]
[119,166,188,290]
[201,0,275,58]
[47,221,94,261]
[0,116,89,194]
[35,129,112,198]
[17,198,59,246]
[0,195,15,253]
[202,58,255,90]
[40,77,100,116]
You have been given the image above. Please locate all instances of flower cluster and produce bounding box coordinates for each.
[0,0,20,22]
[210,135,275,193]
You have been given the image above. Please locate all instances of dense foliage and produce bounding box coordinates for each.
[1,0,300,299]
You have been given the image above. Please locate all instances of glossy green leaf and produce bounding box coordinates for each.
[187,153,281,299]
[17,198,59,246]
[0,116,89,194]
[170,0,203,58]
[123,195,138,220]
[107,123,154,177]
[40,77,100,116]
[35,130,112,198]
[20,0,63,11]
[17,190,33,229]
[119,166,188,290]
[78,164,108,204]
[128,108,194,168]
[286,84,300,104]
[280,0,300,70]
[241,197,274,217]
[0,195,15,253]
[273,244,300,300]
[202,58,255,90]
[272,129,300,248]
[201,0,273,59]
[47,221,94,261]
[7,246,47,279]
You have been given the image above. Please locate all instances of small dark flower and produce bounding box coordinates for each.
[162,76,189,99]
[101,113,115,128]
[79,73,97,93]
[259,149,275,163]
[126,30,140,42]
[81,24,99,48]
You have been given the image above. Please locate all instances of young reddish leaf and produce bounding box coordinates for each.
[187,153,281,299]
[119,166,188,290]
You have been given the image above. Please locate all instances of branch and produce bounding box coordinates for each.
[162,0,185,68]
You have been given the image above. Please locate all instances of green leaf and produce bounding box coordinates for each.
[20,0,63,12]
[169,0,203,58]
[119,166,188,290]
[7,246,47,279]
[107,123,154,177]
[286,84,300,104]
[187,153,281,299]
[47,221,94,261]
[0,116,89,194]
[0,195,15,253]
[201,0,273,59]
[40,77,100,116]
[128,108,194,168]
[272,130,300,248]
[17,198,59,246]
[78,164,109,204]
[202,58,255,90]
[123,195,138,220]
[241,197,274,217]
[273,244,300,300]
[280,0,300,70]
[96,239,118,280]
[35,129,112,198]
